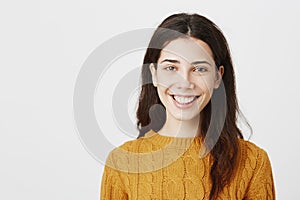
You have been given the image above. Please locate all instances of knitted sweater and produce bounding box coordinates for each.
[100,130,275,199]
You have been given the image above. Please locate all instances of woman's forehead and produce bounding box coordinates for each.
[158,37,214,65]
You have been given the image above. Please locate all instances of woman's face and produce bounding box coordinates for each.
[150,37,224,122]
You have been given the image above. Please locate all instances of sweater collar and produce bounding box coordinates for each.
[143,129,203,149]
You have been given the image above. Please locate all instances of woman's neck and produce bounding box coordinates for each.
[158,114,201,138]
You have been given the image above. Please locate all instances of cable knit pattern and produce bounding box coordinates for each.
[100,130,275,199]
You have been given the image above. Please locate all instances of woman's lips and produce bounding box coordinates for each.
[169,94,200,109]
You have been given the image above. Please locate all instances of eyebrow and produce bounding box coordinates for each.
[159,59,212,66]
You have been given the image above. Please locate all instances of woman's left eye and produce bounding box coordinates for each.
[194,66,207,72]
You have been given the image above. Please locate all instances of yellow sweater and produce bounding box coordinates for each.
[100,130,275,199]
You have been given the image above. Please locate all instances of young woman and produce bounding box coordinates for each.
[100,13,275,200]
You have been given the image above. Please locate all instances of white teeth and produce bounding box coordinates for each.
[173,96,196,104]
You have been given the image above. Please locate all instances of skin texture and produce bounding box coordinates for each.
[149,37,224,138]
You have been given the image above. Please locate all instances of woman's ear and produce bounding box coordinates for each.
[214,65,224,89]
[149,63,158,87]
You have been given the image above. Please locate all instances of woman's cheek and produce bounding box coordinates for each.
[156,72,183,87]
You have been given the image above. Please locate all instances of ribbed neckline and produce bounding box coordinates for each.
[143,129,203,149]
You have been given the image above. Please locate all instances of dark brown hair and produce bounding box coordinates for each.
[136,13,251,199]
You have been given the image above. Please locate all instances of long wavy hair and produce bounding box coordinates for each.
[136,13,252,199]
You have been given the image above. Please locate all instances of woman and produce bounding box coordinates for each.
[100,13,275,199]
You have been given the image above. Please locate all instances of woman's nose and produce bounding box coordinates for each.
[175,72,195,89]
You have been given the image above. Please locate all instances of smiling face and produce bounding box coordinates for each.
[150,37,224,123]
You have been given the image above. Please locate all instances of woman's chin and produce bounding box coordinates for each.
[170,112,200,122]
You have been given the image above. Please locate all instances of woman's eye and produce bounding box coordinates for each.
[165,66,176,71]
[194,66,207,72]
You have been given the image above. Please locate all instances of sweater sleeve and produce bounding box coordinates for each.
[244,149,276,200]
[100,152,128,200]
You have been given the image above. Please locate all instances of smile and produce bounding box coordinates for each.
[170,95,200,108]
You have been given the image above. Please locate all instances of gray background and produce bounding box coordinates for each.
[1,0,299,199]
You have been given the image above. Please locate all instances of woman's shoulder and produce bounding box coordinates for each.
[235,139,275,198]
[104,133,160,173]
[237,138,272,171]
[238,138,269,156]
[117,136,147,152]
[110,130,164,153]
[107,132,154,158]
